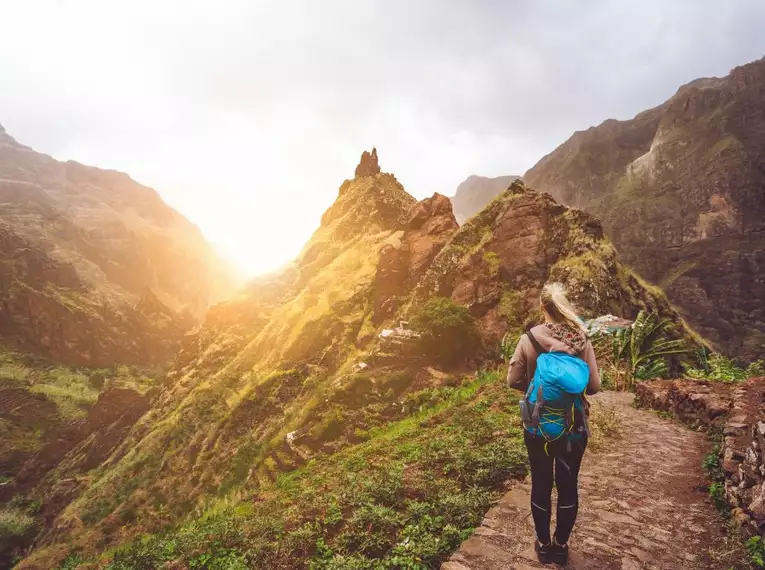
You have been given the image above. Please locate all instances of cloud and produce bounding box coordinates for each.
[0,0,763,273]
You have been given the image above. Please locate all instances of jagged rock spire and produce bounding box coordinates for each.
[354,147,381,178]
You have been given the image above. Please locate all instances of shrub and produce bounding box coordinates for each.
[411,297,478,366]
[748,536,765,568]
[0,507,37,547]
[708,482,728,514]
[685,353,751,383]
[703,445,724,481]
[338,503,402,556]
[58,554,86,570]
[748,360,765,378]
[312,410,345,442]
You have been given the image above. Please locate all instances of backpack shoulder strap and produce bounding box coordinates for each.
[523,330,547,401]
[525,330,546,356]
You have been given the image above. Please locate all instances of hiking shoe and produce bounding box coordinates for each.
[535,540,554,564]
[552,540,569,566]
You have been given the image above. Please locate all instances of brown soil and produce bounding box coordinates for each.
[443,392,748,570]
[0,388,58,426]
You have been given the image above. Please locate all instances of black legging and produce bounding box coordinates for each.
[524,431,587,545]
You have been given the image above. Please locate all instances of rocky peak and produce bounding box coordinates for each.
[354,147,381,178]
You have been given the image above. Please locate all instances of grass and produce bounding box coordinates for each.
[0,363,31,383]
[30,368,98,420]
[58,370,528,569]
[0,345,159,421]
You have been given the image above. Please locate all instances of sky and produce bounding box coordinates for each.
[1,1,764,276]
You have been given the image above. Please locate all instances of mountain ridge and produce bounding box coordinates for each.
[449,174,520,224]
[0,124,240,365]
[524,56,765,361]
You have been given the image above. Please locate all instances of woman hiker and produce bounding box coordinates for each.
[507,282,601,565]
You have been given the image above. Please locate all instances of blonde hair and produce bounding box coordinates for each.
[540,282,585,331]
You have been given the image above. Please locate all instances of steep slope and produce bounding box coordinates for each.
[0,124,238,365]
[17,156,686,569]
[524,57,765,361]
[449,174,519,224]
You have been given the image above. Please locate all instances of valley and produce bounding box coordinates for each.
[0,52,763,570]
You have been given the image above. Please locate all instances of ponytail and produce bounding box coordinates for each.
[540,282,585,332]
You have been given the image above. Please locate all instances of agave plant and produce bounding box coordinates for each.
[592,310,689,390]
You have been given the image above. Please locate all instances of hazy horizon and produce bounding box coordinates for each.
[1,0,764,275]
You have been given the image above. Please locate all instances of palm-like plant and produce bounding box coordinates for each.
[592,310,689,390]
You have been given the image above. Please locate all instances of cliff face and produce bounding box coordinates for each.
[17,152,686,569]
[449,174,520,224]
[0,125,238,365]
[524,58,765,361]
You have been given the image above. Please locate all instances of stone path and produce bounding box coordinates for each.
[443,392,747,570]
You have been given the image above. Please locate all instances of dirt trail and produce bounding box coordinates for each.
[442,392,746,570]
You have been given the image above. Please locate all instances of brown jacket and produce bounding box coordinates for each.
[506,324,601,395]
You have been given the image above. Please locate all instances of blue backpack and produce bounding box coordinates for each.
[519,330,591,447]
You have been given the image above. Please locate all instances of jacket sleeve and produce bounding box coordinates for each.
[506,335,529,391]
[582,340,601,395]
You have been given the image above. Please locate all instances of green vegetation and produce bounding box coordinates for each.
[592,310,690,390]
[685,348,765,383]
[499,332,518,364]
[411,297,478,366]
[708,482,729,515]
[0,507,37,550]
[29,368,97,420]
[482,251,500,277]
[703,445,724,482]
[59,370,527,569]
[497,290,525,332]
[0,362,30,383]
[0,346,158,420]
[747,536,765,569]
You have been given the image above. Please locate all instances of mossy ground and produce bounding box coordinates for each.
[0,347,158,422]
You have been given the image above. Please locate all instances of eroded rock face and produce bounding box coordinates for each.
[372,193,459,323]
[413,180,675,349]
[0,226,194,366]
[524,57,765,361]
